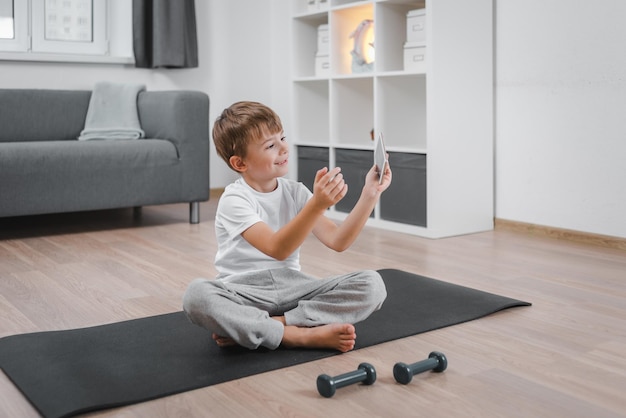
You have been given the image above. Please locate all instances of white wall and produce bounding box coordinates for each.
[1,0,624,238]
[495,0,626,238]
[204,0,291,188]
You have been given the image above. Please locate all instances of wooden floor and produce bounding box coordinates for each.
[1,199,625,418]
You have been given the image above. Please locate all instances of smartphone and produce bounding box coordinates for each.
[374,132,388,184]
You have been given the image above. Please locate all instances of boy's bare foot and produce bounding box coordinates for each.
[212,333,238,348]
[281,323,357,352]
[212,320,357,352]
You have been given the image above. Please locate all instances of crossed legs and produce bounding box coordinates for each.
[182,268,386,351]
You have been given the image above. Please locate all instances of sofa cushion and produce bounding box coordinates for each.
[0,139,179,171]
[0,90,91,143]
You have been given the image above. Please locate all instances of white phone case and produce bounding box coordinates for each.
[374,132,387,184]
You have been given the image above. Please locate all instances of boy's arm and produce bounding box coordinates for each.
[313,163,392,252]
[241,167,347,261]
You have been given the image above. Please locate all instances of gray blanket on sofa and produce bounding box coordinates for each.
[78,82,146,141]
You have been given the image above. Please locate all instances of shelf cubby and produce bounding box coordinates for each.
[376,73,426,151]
[331,77,374,147]
[293,14,328,78]
[294,80,330,144]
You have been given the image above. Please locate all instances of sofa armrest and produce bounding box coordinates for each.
[137,90,210,200]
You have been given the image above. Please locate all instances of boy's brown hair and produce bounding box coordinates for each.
[213,101,283,171]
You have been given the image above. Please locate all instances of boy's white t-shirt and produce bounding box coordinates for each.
[214,177,313,279]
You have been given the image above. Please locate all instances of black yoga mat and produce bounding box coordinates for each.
[0,269,530,418]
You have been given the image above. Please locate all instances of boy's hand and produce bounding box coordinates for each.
[310,162,392,252]
[311,167,348,210]
[364,161,392,196]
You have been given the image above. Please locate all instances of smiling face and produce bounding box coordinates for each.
[230,126,289,192]
[213,101,284,169]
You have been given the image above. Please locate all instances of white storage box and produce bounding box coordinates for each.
[315,53,330,77]
[404,42,426,73]
[317,24,329,56]
[307,0,329,12]
[406,9,426,43]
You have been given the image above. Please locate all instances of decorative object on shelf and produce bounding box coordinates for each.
[349,19,374,73]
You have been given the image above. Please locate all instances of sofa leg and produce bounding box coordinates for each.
[189,202,200,224]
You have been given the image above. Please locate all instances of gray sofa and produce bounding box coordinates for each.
[0,88,210,223]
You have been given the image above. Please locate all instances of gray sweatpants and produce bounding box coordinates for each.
[182,268,387,350]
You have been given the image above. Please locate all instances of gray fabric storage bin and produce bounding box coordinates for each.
[380,152,427,226]
[297,146,329,193]
[334,148,374,217]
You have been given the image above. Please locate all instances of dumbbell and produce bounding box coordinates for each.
[393,351,447,384]
[317,362,377,398]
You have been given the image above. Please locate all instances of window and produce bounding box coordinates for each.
[0,0,133,63]
[0,0,28,51]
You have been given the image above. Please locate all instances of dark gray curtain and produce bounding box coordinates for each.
[133,0,199,68]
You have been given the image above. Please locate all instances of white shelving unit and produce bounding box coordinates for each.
[292,0,493,238]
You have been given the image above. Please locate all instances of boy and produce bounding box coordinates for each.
[183,101,392,352]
